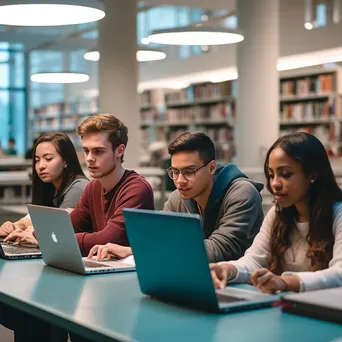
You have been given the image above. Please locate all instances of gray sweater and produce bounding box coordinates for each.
[163,164,264,263]
[53,178,89,208]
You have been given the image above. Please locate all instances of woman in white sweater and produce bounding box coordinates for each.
[211,132,342,293]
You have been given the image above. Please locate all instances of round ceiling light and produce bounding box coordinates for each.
[84,48,167,62]
[0,0,105,26]
[148,26,244,46]
[137,48,166,62]
[30,72,90,84]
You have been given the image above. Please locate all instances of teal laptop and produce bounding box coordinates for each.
[123,208,278,313]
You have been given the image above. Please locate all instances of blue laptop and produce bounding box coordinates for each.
[123,208,279,313]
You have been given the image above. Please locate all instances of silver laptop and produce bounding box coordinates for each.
[27,204,135,275]
[282,288,342,324]
[123,208,279,313]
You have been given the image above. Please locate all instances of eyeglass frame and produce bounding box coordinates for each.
[166,161,212,180]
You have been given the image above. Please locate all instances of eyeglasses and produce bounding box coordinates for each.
[167,162,210,180]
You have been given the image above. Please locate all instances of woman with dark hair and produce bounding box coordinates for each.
[0,133,89,342]
[0,132,89,243]
[210,132,342,293]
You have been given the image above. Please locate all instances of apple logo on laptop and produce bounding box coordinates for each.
[51,232,58,243]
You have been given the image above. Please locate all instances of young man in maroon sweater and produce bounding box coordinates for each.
[71,113,154,256]
[6,113,154,256]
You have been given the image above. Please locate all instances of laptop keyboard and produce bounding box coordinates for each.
[216,293,247,304]
[2,243,40,254]
[83,260,110,268]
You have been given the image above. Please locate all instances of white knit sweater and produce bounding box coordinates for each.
[226,203,342,292]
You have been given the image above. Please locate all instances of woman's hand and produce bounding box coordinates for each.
[250,268,288,294]
[87,243,133,261]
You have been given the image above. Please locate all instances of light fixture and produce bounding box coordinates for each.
[84,51,100,62]
[141,38,150,45]
[304,0,314,30]
[304,21,314,30]
[137,48,166,62]
[148,26,244,46]
[0,0,105,26]
[84,48,167,62]
[30,72,89,84]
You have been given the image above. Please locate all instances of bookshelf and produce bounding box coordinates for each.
[30,98,98,149]
[29,68,342,165]
[279,70,342,157]
[140,81,236,164]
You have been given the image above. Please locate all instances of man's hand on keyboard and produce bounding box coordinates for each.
[88,243,132,261]
[4,226,38,247]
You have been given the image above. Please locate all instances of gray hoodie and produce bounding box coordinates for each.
[163,164,264,262]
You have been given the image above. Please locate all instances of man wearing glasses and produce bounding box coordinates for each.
[88,131,264,263]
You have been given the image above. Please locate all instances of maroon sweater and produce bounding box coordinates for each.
[70,170,154,256]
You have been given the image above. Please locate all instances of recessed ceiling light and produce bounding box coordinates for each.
[148,26,244,46]
[84,48,167,62]
[0,0,105,26]
[30,72,90,84]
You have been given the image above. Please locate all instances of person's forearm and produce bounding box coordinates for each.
[280,275,301,292]
[13,217,32,230]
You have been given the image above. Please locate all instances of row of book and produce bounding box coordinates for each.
[33,118,59,131]
[215,144,235,163]
[280,100,336,121]
[164,81,235,104]
[140,127,185,147]
[280,123,341,147]
[167,103,234,123]
[196,126,234,144]
[280,73,335,97]
[140,108,162,123]
[33,98,98,117]
[140,126,234,151]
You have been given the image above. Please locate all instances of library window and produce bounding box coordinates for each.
[137,6,207,60]
[0,45,25,154]
[224,16,238,29]
[316,3,327,27]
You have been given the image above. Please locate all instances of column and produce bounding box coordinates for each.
[98,0,139,169]
[236,0,279,169]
